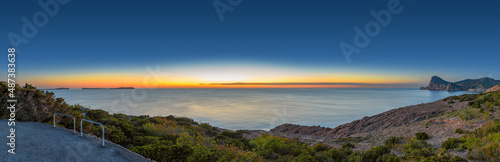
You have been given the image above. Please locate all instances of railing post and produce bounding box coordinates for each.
[53,113,76,133]
[80,119,105,147]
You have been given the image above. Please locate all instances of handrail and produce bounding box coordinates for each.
[53,113,76,133]
[80,119,105,147]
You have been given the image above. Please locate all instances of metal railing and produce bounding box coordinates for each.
[81,119,105,147]
[53,113,76,133]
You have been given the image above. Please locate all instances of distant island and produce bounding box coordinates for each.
[82,87,135,90]
[42,88,69,90]
[420,76,500,92]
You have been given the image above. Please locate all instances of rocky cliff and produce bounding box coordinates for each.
[270,101,453,138]
[420,76,500,92]
[486,85,500,92]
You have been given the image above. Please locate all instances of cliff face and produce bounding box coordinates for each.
[420,76,500,92]
[271,101,454,138]
[486,85,500,92]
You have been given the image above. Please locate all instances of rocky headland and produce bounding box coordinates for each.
[420,76,500,92]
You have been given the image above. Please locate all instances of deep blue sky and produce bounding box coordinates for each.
[1,0,499,87]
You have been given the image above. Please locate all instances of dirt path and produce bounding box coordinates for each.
[0,120,150,162]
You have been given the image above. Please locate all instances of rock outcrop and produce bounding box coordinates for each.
[420,76,500,92]
[271,101,454,138]
[486,85,500,92]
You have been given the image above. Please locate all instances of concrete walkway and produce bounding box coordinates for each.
[0,120,150,162]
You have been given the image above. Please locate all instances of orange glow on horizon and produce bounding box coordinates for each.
[22,65,420,89]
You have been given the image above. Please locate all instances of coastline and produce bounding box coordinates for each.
[2,83,499,161]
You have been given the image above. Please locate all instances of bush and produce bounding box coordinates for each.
[459,94,477,102]
[132,136,161,146]
[442,138,464,150]
[326,147,353,161]
[458,108,477,121]
[403,139,435,158]
[113,113,129,121]
[342,142,355,149]
[131,144,193,161]
[380,154,400,162]
[312,143,330,152]
[188,145,221,161]
[384,136,404,146]
[199,123,217,137]
[415,132,430,140]
[292,154,317,162]
[461,119,500,160]
[86,109,109,120]
[221,130,244,139]
[455,128,465,134]
[468,101,481,108]
[363,145,392,161]
[250,134,306,158]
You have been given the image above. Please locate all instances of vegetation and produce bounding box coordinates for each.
[384,136,404,146]
[1,82,500,161]
[415,132,430,140]
[455,128,466,134]
[442,138,465,150]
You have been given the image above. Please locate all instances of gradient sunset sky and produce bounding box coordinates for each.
[1,0,499,88]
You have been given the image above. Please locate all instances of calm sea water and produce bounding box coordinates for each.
[49,88,473,130]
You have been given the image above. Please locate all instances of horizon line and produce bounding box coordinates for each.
[36,82,423,89]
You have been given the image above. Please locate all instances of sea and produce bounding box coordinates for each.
[49,88,473,130]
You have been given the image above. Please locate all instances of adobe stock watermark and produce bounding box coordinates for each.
[7,0,70,47]
[269,96,297,130]
[213,0,243,21]
[339,0,404,63]
[7,48,17,155]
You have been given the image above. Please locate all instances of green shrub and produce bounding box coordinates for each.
[461,119,500,160]
[380,154,400,162]
[415,132,430,140]
[199,123,217,137]
[132,136,161,146]
[342,142,355,149]
[363,145,392,161]
[442,138,464,150]
[384,136,404,146]
[292,154,317,162]
[215,134,228,141]
[86,109,109,120]
[334,137,368,143]
[221,130,244,139]
[113,113,129,121]
[403,139,435,158]
[188,145,221,161]
[455,128,465,134]
[459,94,477,102]
[226,138,251,150]
[131,144,193,161]
[312,143,330,152]
[468,101,481,108]
[250,134,306,158]
[458,108,477,121]
[326,147,353,161]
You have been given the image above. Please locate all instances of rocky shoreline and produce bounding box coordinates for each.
[240,85,500,153]
[270,101,453,138]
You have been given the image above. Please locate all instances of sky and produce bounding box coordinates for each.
[1,0,499,88]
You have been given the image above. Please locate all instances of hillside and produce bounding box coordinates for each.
[265,89,500,160]
[420,76,500,91]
